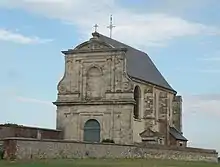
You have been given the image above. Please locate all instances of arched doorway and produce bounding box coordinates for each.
[83,119,100,142]
[134,86,141,119]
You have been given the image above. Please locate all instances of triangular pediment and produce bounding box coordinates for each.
[139,128,163,138]
[139,129,155,137]
[74,34,114,51]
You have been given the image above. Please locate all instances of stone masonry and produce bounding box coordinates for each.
[54,34,134,144]
[172,96,183,132]
[53,32,184,146]
[1,138,218,163]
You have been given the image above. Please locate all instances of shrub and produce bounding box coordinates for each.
[0,146,4,160]
[102,139,115,143]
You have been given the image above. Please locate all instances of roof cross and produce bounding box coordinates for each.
[94,24,98,32]
[107,15,115,38]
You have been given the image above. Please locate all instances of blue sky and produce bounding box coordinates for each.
[0,0,220,152]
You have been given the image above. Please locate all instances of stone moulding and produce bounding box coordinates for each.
[53,100,135,106]
[129,76,177,94]
[62,48,128,55]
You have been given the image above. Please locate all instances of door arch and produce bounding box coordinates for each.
[83,119,100,142]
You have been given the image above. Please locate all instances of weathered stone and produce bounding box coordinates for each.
[54,33,184,146]
[173,96,182,132]
[2,138,217,163]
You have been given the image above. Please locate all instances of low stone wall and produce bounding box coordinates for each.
[0,125,62,140]
[2,138,218,163]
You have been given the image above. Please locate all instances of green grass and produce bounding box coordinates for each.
[0,159,219,167]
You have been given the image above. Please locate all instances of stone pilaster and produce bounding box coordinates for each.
[143,86,154,129]
[158,91,169,145]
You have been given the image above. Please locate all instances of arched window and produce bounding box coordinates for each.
[83,119,101,143]
[134,86,141,119]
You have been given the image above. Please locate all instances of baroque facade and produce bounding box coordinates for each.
[53,32,187,146]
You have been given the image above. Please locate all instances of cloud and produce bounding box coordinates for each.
[183,93,220,117]
[182,93,220,151]
[0,28,53,44]
[198,51,220,61]
[197,69,220,73]
[199,57,220,61]
[198,50,220,62]
[174,66,220,74]
[0,0,219,48]
[15,96,54,107]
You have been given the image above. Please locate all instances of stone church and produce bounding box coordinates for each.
[53,31,187,147]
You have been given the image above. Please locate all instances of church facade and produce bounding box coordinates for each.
[53,32,187,146]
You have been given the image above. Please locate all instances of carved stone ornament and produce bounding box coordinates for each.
[145,86,153,93]
[74,39,113,51]
[58,81,72,94]
[159,92,167,98]
[115,56,122,65]
[58,84,66,94]
[123,82,129,90]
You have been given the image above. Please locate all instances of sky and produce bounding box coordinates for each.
[0,0,220,152]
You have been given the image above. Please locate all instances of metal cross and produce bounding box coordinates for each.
[107,15,115,38]
[94,24,98,32]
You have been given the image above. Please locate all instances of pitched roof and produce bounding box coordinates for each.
[139,128,163,138]
[97,33,175,92]
[169,127,188,141]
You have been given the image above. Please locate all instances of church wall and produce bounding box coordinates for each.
[56,104,133,144]
[133,120,145,143]
[56,49,134,103]
[54,35,181,146]
[132,82,145,143]
[55,39,135,144]
[131,78,176,144]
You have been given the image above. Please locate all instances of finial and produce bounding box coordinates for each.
[107,15,115,38]
[94,24,98,32]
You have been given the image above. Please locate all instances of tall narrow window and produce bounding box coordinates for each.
[134,86,141,119]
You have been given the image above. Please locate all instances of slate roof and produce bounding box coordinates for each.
[97,33,175,92]
[169,127,188,141]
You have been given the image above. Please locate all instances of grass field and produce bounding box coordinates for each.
[0,159,219,167]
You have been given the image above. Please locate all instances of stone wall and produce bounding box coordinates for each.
[2,138,218,163]
[57,104,134,144]
[0,125,62,140]
[169,134,186,147]
[132,78,177,144]
[133,120,144,143]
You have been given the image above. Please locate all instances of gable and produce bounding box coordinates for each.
[74,34,114,51]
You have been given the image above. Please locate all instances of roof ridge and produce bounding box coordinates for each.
[98,33,148,54]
